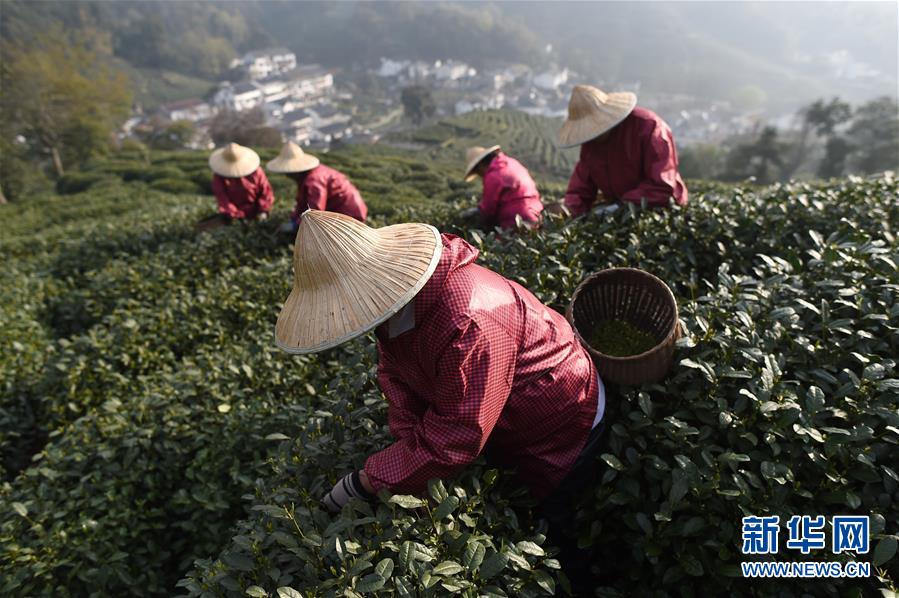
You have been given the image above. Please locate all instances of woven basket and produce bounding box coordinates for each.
[567,268,680,385]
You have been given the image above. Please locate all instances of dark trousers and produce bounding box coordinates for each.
[538,419,607,597]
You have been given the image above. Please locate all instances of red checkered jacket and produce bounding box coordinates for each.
[564,107,688,214]
[291,165,367,223]
[364,234,599,499]
[212,167,274,219]
[479,152,544,230]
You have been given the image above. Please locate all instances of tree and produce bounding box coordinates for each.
[805,98,852,137]
[401,86,436,125]
[136,118,196,150]
[209,108,282,148]
[783,97,852,179]
[677,143,727,180]
[114,14,167,68]
[845,96,899,175]
[0,29,131,178]
[724,126,786,184]
[817,136,853,179]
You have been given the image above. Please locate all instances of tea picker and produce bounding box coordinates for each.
[462,144,544,230]
[266,142,368,236]
[558,84,689,214]
[199,143,275,232]
[274,210,607,594]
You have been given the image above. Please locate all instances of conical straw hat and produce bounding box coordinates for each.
[266,141,321,173]
[463,145,501,182]
[275,210,443,354]
[557,85,637,148]
[208,142,261,177]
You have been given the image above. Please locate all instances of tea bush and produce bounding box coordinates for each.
[55,171,118,195]
[391,109,579,178]
[1,140,897,598]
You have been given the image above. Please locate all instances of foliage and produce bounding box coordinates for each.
[182,346,561,598]
[136,118,196,151]
[0,28,132,178]
[0,137,51,203]
[390,109,578,179]
[400,86,437,126]
[0,137,897,598]
[723,126,785,184]
[55,172,118,195]
[210,109,283,149]
[846,96,899,175]
[1,1,267,80]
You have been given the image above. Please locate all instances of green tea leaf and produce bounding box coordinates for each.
[432,560,464,576]
[873,536,897,566]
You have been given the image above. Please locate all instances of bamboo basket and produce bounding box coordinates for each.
[567,268,680,385]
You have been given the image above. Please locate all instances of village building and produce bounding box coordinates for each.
[377,58,411,78]
[455,93,506,116]
[237,48,297,80]
[213,82,265,112]
[533,68,570,91]
[279,108,315,146]
[283,65,335,101]
[313,122,354,146]
[158,98,214,123]
[435,60,476,82]
[308,103,351,130]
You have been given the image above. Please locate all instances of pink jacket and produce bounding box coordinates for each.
[479,152,544,229]
[291,165,367,223]
[212,167,274,219]
[365,234,599,499]
[564,107,688,214]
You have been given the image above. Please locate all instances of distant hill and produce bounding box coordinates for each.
[386,110,577,181]
[502,2,897,110]
[2,1,893,113]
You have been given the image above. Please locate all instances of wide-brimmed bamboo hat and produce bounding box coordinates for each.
[208,143,260,178]
[275,210,443,354]
[557,85,637,148]
[267,141,321,173]
[463,145,501,182]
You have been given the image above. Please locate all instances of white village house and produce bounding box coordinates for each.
[455,93,506,116]
[279,109,315,146]
[286,66,334,101]
[307,103,351,130]
[435,60,476,82]
[234,48,297,80]
[158,98,213,122]
[533,68,569,91]
[377,58,411,78]
[213,82,264,112]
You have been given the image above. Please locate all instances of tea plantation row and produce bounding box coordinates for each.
[1,151,897,597]
[390,109,579,179]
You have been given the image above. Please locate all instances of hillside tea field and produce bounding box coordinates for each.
[390,110,579,179]
[1,147,898,597]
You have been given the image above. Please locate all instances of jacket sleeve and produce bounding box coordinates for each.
[619,124,681,207]
[255,170,275,213]
[213,176,240,218]
[291,185,311,223]
[478,171,501,227]
[563,159,597,216]
[304,176,328,212]
[378,349,426,440]
[364,319,516,495]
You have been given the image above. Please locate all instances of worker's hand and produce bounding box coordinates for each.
[595,190,613,205]
[257,212,269,222]
[544,201,567,216]
[592,203,621,216]
[322,471,374,513]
